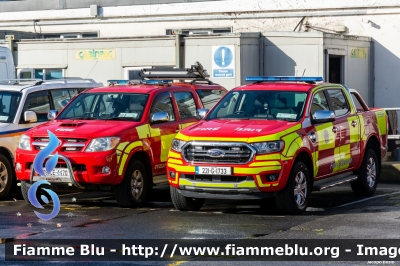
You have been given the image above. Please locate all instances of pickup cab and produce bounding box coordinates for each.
[15,64,227,207]
[167,76,388,214]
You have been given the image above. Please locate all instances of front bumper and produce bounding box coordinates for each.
[15,149,120,186]
[178,188,276,200]
[167,150,294,195]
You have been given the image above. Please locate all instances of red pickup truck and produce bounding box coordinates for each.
[15,64,227,207]
[167,76,388,214]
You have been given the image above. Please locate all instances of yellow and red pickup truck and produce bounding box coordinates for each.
[167,76,388,214]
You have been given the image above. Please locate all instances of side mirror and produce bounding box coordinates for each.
[312,110,336,124]
[151,111,169,124]
[47,110,59,121]
[24,111,37,123]
[196,108,209,120]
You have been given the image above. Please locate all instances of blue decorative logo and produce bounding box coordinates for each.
[28,180,60,221]
[28,130,61,221]
[33,130,59,177]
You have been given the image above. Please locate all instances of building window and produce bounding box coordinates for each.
[41,32,98,39]
[45,69,63,80]
[34,69,62,80]
[166,28,232,36]
[18,69,63,80]
[82,33,98,38]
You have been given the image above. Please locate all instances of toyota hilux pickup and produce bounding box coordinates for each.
[15,64,227,207]
[167,76,388,214]
[0,78,102,199]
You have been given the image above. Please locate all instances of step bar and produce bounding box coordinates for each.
[313,174,358,191]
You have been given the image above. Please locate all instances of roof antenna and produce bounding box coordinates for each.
[302,69,306,76]
[80,60,98,87]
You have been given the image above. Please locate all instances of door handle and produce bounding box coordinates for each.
[332,126,339,133]
[351,121,357,127]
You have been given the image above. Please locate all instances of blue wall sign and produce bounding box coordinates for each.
[212,45,235,78]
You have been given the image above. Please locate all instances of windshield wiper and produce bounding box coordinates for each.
[70,116,97,120]
[103,117,137,121]
[213,116,250,120]
[277,118,297,122]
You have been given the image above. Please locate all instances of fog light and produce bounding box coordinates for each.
[102,166,110,174]
[15,163,21,171]
[169,171,176,178]
[267,174,279,181]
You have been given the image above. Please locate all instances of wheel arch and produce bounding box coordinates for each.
[293,149,314,187]
[128,150,153,183]
[363,134,381,173]
[0,147,14,165]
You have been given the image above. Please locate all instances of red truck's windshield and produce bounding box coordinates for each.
[57,92,149,121]
[207,90,307,121]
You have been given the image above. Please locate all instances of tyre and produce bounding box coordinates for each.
[0,154,13,199]
[114,160,149,208]
[21,181,30,203]
[170,186,205,211]
[351,148,378,196]
[275,161,311,215]
[21,181,51,205]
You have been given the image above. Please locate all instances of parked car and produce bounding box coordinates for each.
[166,76,388,214]
[0,78,102,198]
[14,64,227,207]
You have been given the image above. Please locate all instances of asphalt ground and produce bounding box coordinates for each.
[0,182,400,265]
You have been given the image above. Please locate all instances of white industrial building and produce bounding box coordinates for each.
[0,0,398,107]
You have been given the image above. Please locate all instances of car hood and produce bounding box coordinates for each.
[180,119,300,141]
[26,119,141,139]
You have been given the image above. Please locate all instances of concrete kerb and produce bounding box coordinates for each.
[380,163,400,182]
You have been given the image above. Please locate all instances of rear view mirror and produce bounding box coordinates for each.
[196,108,209,120]
[24,111,37,123]
[312,110,335,124]
[47,110,59,121]
[151,112,169,124]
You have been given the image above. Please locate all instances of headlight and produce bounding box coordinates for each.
[85,137,120,152]
[251,141,284,154]
[171,139,186,153]
[18,134,31,151]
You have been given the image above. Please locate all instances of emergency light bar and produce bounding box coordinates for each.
[107,80,129,85]
[107,79,173,86]
[141,80,172,85]
[245,76,323,82]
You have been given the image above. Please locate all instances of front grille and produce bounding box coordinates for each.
[33,138,87,152]
[183,142,255,164]
[184,174,250,183]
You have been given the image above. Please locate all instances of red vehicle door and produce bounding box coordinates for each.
[326,88,361,172]
[309,89,338,177]
[148,91,180,176]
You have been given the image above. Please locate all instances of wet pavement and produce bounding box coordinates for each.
[1,182,400,265]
